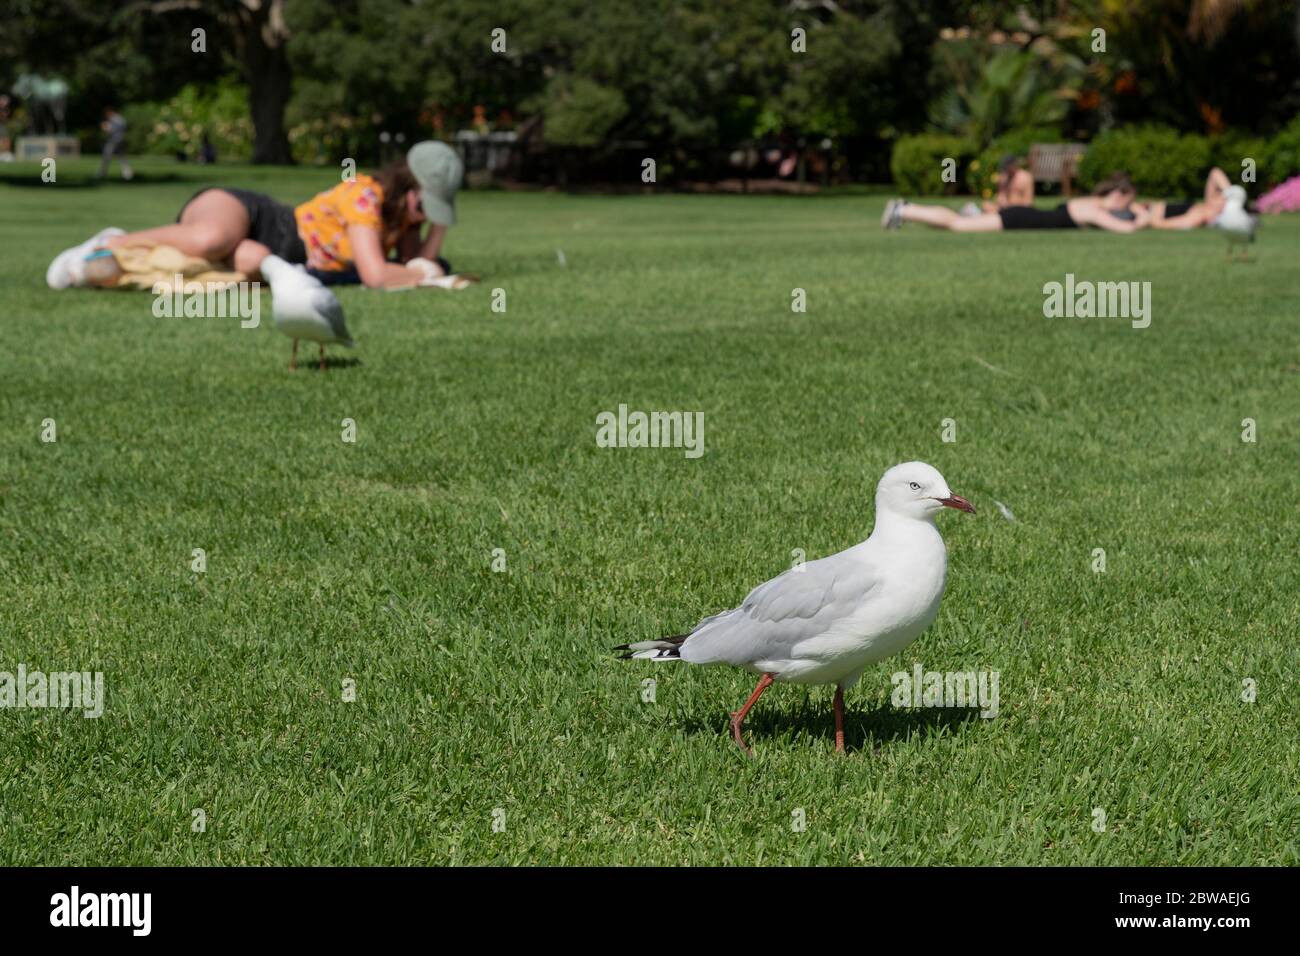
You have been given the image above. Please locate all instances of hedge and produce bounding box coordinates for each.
[890,134,977,196]
[1076,125,1210,197]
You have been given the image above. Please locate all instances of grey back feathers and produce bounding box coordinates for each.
[677,552,878,667]
[309,289,353,345]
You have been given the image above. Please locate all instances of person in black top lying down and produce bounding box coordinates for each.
[881,172,1150,234]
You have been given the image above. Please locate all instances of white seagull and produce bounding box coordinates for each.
[617,461,976,754]
[260,254,354,370]
[1212,185,1258,262]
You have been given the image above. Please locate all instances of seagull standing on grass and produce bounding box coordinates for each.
[1213,185,1258,262]
[617,462,976,755]
[261,254,353,370]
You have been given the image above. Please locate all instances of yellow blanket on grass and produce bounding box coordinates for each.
[97,243,480,292]
[98,242,246,292]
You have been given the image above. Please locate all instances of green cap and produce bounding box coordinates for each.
[407,140,463,226]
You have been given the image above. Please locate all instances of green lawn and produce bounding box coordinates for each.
[1,157,1296,865]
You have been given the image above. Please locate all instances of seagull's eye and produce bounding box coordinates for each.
[908,481,921,491]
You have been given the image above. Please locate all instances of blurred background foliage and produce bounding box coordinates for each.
[2,0,1299,187]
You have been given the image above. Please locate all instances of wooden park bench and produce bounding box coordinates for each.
[1029,143,1087,196]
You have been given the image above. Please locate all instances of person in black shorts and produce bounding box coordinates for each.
[176,186,308,265]
[1144,167,1231,230]
[996,203,1079,229]
[46,141,463,291]
[882,171,1149,234]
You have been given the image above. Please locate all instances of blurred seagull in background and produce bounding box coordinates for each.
[617,461,975,755]
[261,254,353,370]
[1212,185,1258,262]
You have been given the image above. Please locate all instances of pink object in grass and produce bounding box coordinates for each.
[1257,175,1300,214]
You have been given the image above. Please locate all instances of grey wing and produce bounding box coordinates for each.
[310,289,353,344]
[679,552,876,667]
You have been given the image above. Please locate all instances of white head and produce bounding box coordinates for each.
[1223,185,1247,208]
[875,461,976,523]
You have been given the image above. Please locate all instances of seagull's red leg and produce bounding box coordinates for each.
[730,672,775,755]
[319,343,326,371]
[290,339,297,370]
[833,686,846,754]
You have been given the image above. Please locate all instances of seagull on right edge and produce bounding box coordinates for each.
[616,461,976,755]
[1212,185,1258,262]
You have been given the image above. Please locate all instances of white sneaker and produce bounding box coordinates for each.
[881,199,906,230]
[46,227,125,289]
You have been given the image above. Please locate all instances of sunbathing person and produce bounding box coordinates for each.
[1142,167,1232,230]
[47,141,463,290]
[883,172,1150,234]
[983,154,1035,212]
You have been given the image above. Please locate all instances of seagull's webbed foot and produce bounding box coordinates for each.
[729,714,754,756]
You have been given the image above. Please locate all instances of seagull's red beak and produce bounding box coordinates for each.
[936,494,976,514]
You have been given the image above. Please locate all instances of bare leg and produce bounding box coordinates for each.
[899,203,960,229]
[232,239,273,278]
[948,212,1006,233]
[1147,201,1173,229]
[290,339,298,370]
[102,189,251,263]
[730,672,776,755]
[1199,167,1231,221]
[833,686,846,754]
[1152,204,1215,230]
[1205,167,1230,203]
[901,203,1003,232]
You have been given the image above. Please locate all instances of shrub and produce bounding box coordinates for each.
[890,134,976,196]
[966,126,1060,199]
[288,113,366,167]
[1208,132,1267,188]
[128,78,254,161]
[1076,125,1209,197]
[1259,116,1300,185]
[536,75,627,149]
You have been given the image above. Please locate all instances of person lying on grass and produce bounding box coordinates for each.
[1139,166,1232,230]
[882,171,1150,234]
[47,140,463,291]
[982,153,1034,212]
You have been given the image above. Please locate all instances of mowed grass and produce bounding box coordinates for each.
[0,157,1296,865]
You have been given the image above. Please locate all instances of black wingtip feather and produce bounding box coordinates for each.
[613,634,688,660]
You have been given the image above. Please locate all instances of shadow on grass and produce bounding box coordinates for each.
[682,699,984,754]
[0,172,187,188]
[291,355,363,372]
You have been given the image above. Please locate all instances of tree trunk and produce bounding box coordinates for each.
[233,0,293,165]
[247,44,292,164]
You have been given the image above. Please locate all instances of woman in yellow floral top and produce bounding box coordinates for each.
[47,141,463,291]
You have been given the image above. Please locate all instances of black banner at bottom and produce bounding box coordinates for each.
[0,866,1285,941]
